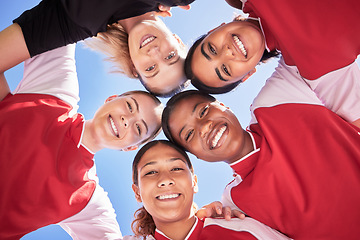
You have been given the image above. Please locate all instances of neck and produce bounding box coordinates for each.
[155,215,197,240]
[81,120,101,153]
[118,12,157,32]
[226,129,254,164]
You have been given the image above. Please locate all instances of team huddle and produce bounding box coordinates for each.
[0,0,359,239]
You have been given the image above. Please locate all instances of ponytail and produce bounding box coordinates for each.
[131,206,156,239]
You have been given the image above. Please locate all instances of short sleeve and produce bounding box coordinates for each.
[13,44,80,115]
[58,181,122,240]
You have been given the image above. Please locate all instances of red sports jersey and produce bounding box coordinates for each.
[226,103,360,239]
[243,0,360,80]
[0,93,95,240]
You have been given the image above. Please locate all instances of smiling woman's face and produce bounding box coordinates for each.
[132,143,197,225]
[91,92,162,151]
[168,94,244,163]
[128,18,187,95]
[191,20,265,88]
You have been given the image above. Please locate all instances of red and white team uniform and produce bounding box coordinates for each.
[240,0,360,123]
[0,45,122,239]
[222,59,360,239]
[123,217,291,240]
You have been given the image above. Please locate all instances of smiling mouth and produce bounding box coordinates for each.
[233,35,248,58]
[109,115,119,138]
[140,35,156,48]
[156,193,180,200]
[210,124,227,149]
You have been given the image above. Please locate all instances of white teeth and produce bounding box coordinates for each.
[141,36,156,48]
[211,125,227,149]
[109,116,119,137]
[233,35,247,57]
[158,194,180,200]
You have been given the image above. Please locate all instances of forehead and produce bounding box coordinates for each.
[141,58,186,95]
[138,144,188,167]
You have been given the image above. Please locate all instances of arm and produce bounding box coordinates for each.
[0,73,11,101]
[58,183,122,240]
[12,0,196,57]
[0,24,30,74]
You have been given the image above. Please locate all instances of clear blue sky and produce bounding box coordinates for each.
[1,0,343,239]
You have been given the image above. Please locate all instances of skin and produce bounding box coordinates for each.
[132,143,198,240]
[121,13,187,95]
[82,93,162,152]
[168,95,254,164]
[192,20,265,88]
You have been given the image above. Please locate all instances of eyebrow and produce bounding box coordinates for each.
[200,43,211,60]
[140,157,185,171]
[201,43,227,82]
[215,68,227,81]
[178,102,201,139]
[131,97,149,134]
[144,55,181,79]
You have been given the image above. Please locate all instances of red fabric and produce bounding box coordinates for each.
[0,93,95,240]
[230,103,360,239]
[243,0,360,79]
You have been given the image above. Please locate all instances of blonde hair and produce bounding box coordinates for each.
[86,23,136,78]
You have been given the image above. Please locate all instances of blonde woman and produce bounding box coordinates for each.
[0,0,193,97]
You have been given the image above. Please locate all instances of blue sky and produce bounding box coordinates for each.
[1,0,346,239]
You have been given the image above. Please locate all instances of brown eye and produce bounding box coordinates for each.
[185,129,194,142]
[222,64,230,76]
[208,43,217,55]
[200,105,209,118]
[136,124,141,136]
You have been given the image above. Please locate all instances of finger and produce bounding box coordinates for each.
[195,208,207,220]
[158,4,171,11]
[155,11,172,17]
[210,201,223,215]
[223,207,232,220]
[179,5,191,10]
[232,210,246,220]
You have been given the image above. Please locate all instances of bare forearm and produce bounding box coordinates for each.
[0,23,30,74]
[0,72,11,101]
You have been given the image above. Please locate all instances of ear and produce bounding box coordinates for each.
[241,68,256,83]
[131,65,139,78]
[208,23,226,34]
[105,95,118,103]
[132,184,142,202]
[193,174,199,194]
[218,101,230,110]
[122,145,139,152]
[173,34,185,48]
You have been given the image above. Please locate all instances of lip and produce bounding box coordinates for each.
[108,114,120,138]
[207,123,228,150]
[140,34,156,48]
[156,193,181,201]
[232,34,248,59]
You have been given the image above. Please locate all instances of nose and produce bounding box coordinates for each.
[147,46,161,58]
[158,174,175,187]
[222,44,235,58]
[199,120,213,139]
[121,116,129,128]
